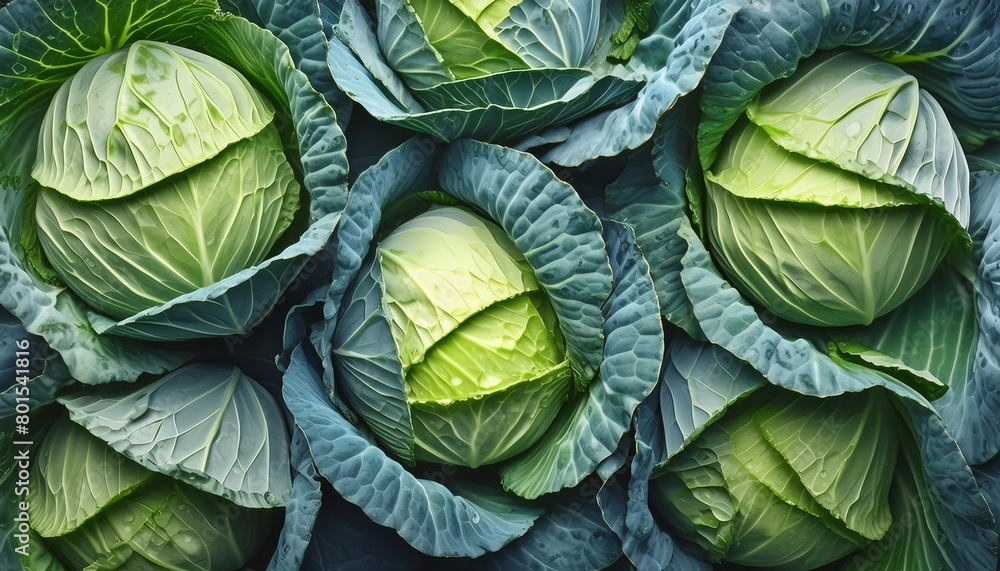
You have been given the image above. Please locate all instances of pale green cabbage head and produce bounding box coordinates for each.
[335,204,573,468]
[702,51,970,327]
[650,388,900,570]
[29,415,273,570]
[31,40,300,320]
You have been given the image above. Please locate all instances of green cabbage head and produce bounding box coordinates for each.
[29,414,274,570]
[650,387,901,570]
[32,40,300,320]
[702,51,971,327]
[334,204,573,468]
[379,0,647,88]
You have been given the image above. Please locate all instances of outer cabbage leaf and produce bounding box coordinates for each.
[57,363,292,510]
[299,468,623,570]
[241,0,354,127]
[496,0,602,69]
[283,340,543,557]
[755,390,898,541]
[1,529,66,571]
[0,2,348,367]
[333,254,416,464]
[829,264,974,401]
[958,170,1000,463]
[606,97,702,338]
[0,309,74,570]
[0,306,73,483]
[656,335,764,463]
[605,380,712,571]
[830,340,949,400]
[266,428,323,571]
[839,438,958,571]
[403,0,527,80]
[499,220,661,498]
[537,0,745,166]
[968,142,1000,172]
[974,453,1000,547]
[329,0,428,114]
[376,0,453,90]
[472,479,624,570]
[330,36,642,142]
[655,406,869,568]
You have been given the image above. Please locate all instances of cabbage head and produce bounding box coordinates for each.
[702,51,970,327]
[29,414,275,570]
[650,386,899,569]
[605,333,998,571]
[0,0,349,384]
[33,41,300,321]
[316,0,744,164]
[281,138,663,558]
[336,205,573,467]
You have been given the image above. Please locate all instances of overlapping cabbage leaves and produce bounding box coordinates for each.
[0,307,298,570]
[1,359,296,569]
[602,333,996,570]
[0,0,348,384]
[0,307,74,569]
[609,0,1000,470]
[600,0,1000,566]
[27,413,278,570]
[306,0,743,166]
[280,137,662,558]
